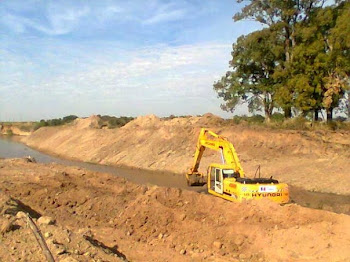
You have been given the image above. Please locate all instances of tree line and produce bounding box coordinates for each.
[33,115,134,130]
[214,0,350,122]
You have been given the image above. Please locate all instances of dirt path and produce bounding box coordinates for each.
[0,158,349,262]
[23,114,350,195]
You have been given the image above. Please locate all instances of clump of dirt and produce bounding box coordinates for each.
[23,114,350,195]
[0,158,349,262]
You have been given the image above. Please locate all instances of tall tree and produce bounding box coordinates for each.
[215,0,349,121]
[214,28,283,121]
[290,2,350,121]
[233,0,326,118]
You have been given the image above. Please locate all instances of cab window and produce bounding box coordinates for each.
[215,168,221,181]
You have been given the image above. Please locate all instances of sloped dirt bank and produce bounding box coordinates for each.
[23,114,350,195]
[0,158,349,262]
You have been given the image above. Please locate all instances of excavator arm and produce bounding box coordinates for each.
[186,128,245,186]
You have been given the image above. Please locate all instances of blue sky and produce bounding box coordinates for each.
[0,0,261,121]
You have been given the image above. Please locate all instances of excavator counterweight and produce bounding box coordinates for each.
[186,128,289,204]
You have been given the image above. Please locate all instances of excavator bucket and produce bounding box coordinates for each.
[186,172,207,186]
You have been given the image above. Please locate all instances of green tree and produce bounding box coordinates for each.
[290,2,350,120]
[214,28,283,121]
[215,0,349,121]
[234,0,327,118]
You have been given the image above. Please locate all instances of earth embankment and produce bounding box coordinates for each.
[0,123,31,136]
[23,114,350,195]
[0,158,349,262]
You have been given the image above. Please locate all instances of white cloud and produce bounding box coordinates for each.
[0,40,237,119]
[143,8,187,25]
[46,4,91,35]
[0,0,257,120]
[0,5,90,35]
[36,43,230,97]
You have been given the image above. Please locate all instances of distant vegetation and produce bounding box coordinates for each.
[230,114,350,131]
[96,115,134,129]
[32,115,134,131]
[33,115,78,130]
[161,115,192,120]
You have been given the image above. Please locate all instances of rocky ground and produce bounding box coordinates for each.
[0,158,349,262]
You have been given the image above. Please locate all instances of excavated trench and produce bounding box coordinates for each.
[1,136,349,215]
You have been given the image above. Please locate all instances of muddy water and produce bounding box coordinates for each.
[0,136,349,214]
[0,136,201,190]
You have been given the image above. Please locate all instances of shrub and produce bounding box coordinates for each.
[6,129,13,136]
[62,115,78,123]
[33,115,78,131]
[271,112,285,122]
[282,117,309,130]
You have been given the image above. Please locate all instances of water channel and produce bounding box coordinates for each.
[0,135,349,214]
[0,136,198,190]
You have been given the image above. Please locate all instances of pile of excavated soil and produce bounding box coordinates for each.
[23,114,350,195]
[0,159,349,262]
[73,115,103,130]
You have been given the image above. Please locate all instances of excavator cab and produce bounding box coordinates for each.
[207,164,239,195]
[206,163,289,203]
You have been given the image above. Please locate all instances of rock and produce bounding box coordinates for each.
[25,156,36,163]
[213,241,222,249]
[158,233,164,239]
[239,253,248,259]
[234,237,244,246]
[179,214,186,221]
[180,249,186,255]
[1,220,14,234]
[38,216,55,225]
[44,232,52,238]
[54,245,66,255]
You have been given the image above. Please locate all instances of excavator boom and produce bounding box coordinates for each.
[187,128,244,185]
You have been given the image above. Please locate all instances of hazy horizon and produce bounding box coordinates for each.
[0,0,262,121]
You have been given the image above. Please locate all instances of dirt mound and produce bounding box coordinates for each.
[123,114,161,129]
[0,159,349,262]
[73,115,102,129]
[23,114,350,195]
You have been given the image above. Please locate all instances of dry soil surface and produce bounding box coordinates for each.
[23,114,350,195]
[0,158,349,262]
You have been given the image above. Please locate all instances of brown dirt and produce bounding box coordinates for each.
[0,158,349,262]
[0,124,31,136]
[23,114,350,195]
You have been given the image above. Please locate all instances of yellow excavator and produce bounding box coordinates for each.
[186,128,289,204]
